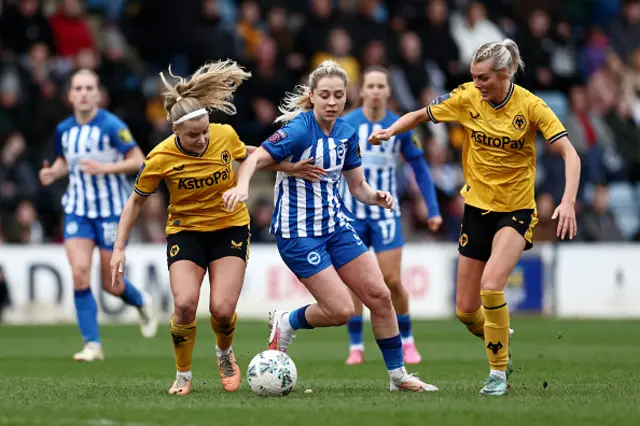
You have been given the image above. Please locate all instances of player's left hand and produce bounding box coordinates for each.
[290,158,326,182]
[222,186,249,212]
[427,215,443,232]
[552,200,577,240]
[375,191,394,212]
[79,159,106,175]
[110,248,126,288]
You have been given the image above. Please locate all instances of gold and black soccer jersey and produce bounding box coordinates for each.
[134,123,249,236]
[427,82,567,212]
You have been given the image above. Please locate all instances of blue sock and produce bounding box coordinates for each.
[397,314,412,340]
[121,279,144,308]
[347,315,364,346]
[74,288,100,343]
[288,305,314,330]
[376,334,404,371]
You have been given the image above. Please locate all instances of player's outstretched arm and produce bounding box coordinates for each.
[549,136,581,240]
[223,146,275,211]
[343,166,394,211]
[111,192,147,287]
[369,109,429,145]
[80,146,145,176]
[244,145,325,181]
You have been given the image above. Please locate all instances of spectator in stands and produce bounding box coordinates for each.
[311,28,360,103]
[0,0,53,56]
[295,0,337,64]
[517,9,555,91]
[236,0,264,61]
[0,132,38,216]
[361,40,388,70]
[609,0,640,65]
[565,86,623,185]
[576,185,625,242]
[3,199,43,244]
[390,32,429,112]
[588,51,628,116]
[49,0,96,59]
[249,196,276,243]
[450,0,504,67]
[412,0,464,91]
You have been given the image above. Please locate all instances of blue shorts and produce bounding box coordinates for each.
[63,214,120,250]
[276,223,369,279]
[352,217,404,252]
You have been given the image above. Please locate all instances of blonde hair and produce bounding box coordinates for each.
[159,60,251,124]
[69,68,99,86]
[275,60,349,124]
[471,39,525,79]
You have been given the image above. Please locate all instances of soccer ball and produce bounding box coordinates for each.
[247,350,298,396]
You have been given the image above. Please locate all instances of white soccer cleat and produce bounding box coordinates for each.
[390,373,439,392]
[267,310,295,352]
[73,342,104,362]
[138,290,158,339]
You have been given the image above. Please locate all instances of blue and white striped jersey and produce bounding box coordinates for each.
[339,108,425,220]
[54,109,137,218]
[262,111,362,239]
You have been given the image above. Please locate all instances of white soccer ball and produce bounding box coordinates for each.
[247,350,298,396]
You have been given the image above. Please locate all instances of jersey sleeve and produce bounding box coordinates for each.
[110,117,137,154]
[228,126,248,161]
[530,97,568,144]
[343,131,362,171]
[261,119,308,163]
[399,130,424,160]
[426,86,465,124]
[133,154,163,196]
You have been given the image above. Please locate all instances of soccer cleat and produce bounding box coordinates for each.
[217,350,241,392]
[480,373,508,396]
[73,342,104,362]
[402,342,422,364]
[267,311,295,352]
[390,373,439,392]
[168,375,192,395]
[345,349,364,365]
[507,328,514,378]
[138,290,158,339]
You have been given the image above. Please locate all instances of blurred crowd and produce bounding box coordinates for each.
[1,0,640,246]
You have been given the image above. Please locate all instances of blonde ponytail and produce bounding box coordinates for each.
[471,38,525,79]
[274,60,349,124]
[160,60,251,124]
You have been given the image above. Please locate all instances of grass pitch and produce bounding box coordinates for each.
[1,318,639,426]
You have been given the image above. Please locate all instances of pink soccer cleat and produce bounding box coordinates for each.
[345,349,364,365]
[390,373,439,392]
[267,311,295,352]
[402,342,422,364]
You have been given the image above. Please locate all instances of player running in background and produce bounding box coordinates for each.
[39,69,157,362]
[369,39,580,396]
[340,66,442,365]
[223,60,438,392]
[110,60,325,396]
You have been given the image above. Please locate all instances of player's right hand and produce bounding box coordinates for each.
[427,215,443,232]
[110,249,125,288]
[368,128,392,145]
[222,186,249,212]
[290,158,326,182]
[39,160,57,186]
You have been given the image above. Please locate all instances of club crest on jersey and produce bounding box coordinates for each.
[118,128,134,144]
[336,143,346,159]
[432,93,450,105]
[512,114,527,131]
[221,150,231,165]
[268,129,288,143]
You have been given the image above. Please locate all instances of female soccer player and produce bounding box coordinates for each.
[39,69,156,362]
[223,60,438,392]
[340,66,442,365]
[110,60,324,396]
[369,39,581,396]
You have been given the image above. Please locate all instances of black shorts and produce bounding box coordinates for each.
[458,204,538,262]
[166,225,250,270]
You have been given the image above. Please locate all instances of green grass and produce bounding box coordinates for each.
[1,318,639,426]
